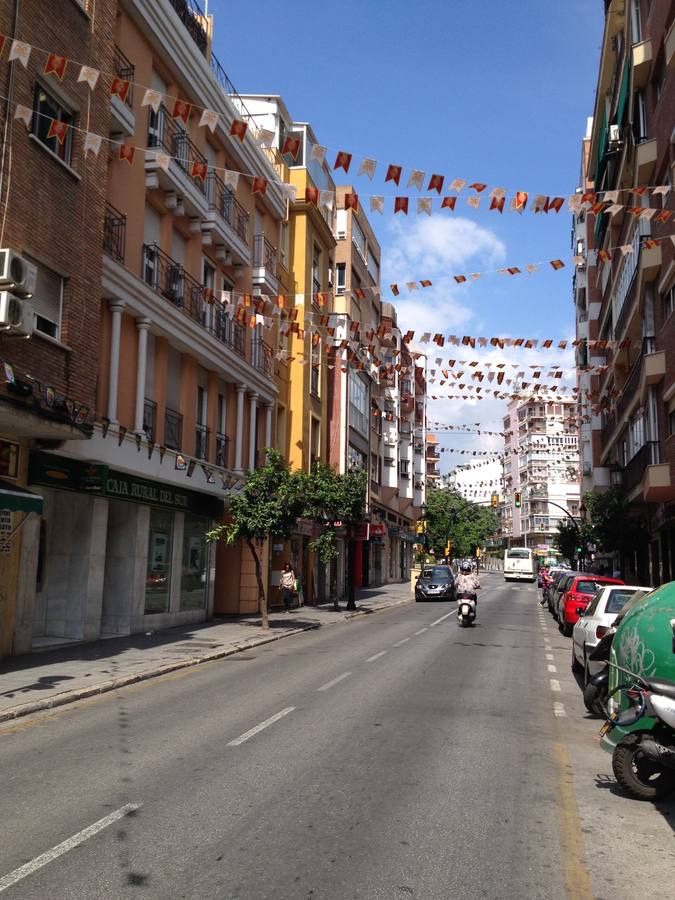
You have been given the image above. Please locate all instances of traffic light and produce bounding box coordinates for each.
[514,492,522,508]
[491,493,498,508]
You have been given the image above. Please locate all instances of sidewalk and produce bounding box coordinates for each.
[0,582,413,723]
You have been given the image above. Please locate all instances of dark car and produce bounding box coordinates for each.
[548,571,581,617]
[415,565,455,602]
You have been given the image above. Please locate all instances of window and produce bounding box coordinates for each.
[336,209,347,239]
[180,514,209,610]
[669,409,675,437]
[664,284,675,320]
[400,458,410,479]
[24,254,63,339]
[33,84,74,164]
[633,90,647,143]
[310,336,320,397]
[349,376,368,436]
[145,508,173,614]
[630,0,641,43]
[310,416,320,466]
[336,263,346,295]
[312,245,321,296]
[367,247,380,284]
[653,53,666,104]
[352,216,366,259]
[348,444,366,471]
[384,456,395,468]
[279,220,289,269]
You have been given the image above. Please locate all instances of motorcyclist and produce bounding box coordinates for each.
[455,562,480,597]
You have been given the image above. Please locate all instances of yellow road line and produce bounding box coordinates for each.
[553,742,594,900]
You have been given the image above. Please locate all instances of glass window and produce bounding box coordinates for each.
[33,84,74,164]
[311,337,320,396]
[605,588,643,615]
[312,245,321,296]
[348,444,366,471]
[349,376,368,436]
[180,514,209,610]
[145,508,173,614]
[664,285,675,320]
[352,217,366,259]
[336,262,346,295]
[575,580,601,596]
[24,254,63,340]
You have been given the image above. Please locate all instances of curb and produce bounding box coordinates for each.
[0,596,413,724]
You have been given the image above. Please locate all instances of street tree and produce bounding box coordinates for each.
[554,519,591,565]
[582,487,642,571]
[206,450,304,629]
[425,487,499,559]
[302,462,367,611]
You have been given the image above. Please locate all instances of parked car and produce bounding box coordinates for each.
[572,584,651,680]
[548,572,581,617]
[557,575,624,636]
[541,567,566,604]
[415,565,456,602]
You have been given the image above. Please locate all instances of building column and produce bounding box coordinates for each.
[264,401,274,456]
[134,318,152,434]
[234,384,246,473]
[248,392,259,470]
[107,301,125,423]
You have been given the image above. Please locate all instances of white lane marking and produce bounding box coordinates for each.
[366,651,387,663]
[547,664,558,673]
[553,702,567,718]
[429,611,455,627]
[550,679,562,692]
[227,707,295,746]
[0,803,141,893]
[413,628,428,635]
[392,637,411,647]
[316,672,352,692]
[546,653,555,660]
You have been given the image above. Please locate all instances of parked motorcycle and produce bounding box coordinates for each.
[583,630,614,717]
[457,592,477,627]
[603,676,675,800]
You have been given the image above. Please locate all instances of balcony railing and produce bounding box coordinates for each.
[206,172,249,241]
[168,0,208,54]
[623,440,659,493]
[215,432,230,469]
[253,234,277,273]
[103,203,126,263]
[147,105,207,195]
[113,45,134,107]
[252,338,274,377]
[165,407,183,451]
[195,423,209,460]
[143,398,157,443]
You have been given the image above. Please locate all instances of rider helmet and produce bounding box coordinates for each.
[460,562,472,573]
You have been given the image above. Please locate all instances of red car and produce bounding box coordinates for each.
[558,575,624,636]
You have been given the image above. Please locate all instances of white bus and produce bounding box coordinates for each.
[503,548,536,582]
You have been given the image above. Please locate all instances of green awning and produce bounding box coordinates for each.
[0,479,43,515]
[594,108,608,187]
[616,55,630,127]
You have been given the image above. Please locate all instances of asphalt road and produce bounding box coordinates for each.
[1,574,673,899]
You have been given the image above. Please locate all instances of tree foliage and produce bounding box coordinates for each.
[425,488,499,559]
[582,487,641,557]
[554,519,585,564]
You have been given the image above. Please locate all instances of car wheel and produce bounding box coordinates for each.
[583,679,605,717]
[571,643,583,673]
[562,621,573,638]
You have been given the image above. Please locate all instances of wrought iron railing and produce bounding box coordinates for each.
[215,432,230,468]
[252,338,274,377]
[168,0,208,54]
[103,203,126,263]
[206,172,249,242]
[147,105,207,195]
[113,45,134,107]
[195,423,209,460]
[165,407,183,451]
[253,234,277,273]
[623,440,659,493]
[143,398,157,443]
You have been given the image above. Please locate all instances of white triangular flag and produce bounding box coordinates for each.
[490,186,507,199]
[8,40,31,67]
[531,194,548,212]
[467,196,481,209]
[406,282,419,291]
[319,189,333,209]
[652,185,670,197]
[417,197,432,215]
[141,89,163,114]
[357,158,377,179]
[223,170,239,191]
[78,65,100,90]
[257,128,275,148]
[525,263,539,273]
[13,104,32,129]
[84,132,102,156]
[617,245,634,256]
[640,207,657,220]
[572,255,585,266]
[152,150,171,172]
[603,189,620,203]
[407,169,425,190]
[370,196,384,214]
[568,194,582,213]
[606,203,623,217]
[199,108,219,132]
[310,144,327,163]
[282,183,297,203]
[450,178,466,192]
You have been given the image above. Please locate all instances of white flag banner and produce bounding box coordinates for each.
[257,128,275,148]
[467,196,481,209]
[407,169,425,190]
[199,108,219,132]
[152,150,171,172]
[282,183,297,203]
[8,40,31,67]
[417,197,432,215]
[83,133,103,156]
[319,189,333,209]
[370,196,384,214]
[223,170,239,191]
[357,158,377,180]
[406,282,419,291]
[606,203,623,217]
[78,65,100,90]
[617,244,634,256]
[640,207,657,220]
[603,189,620,203]
[310,144,327,163]
[141,89,163,114]
[13,104,32,129]
[449,178,466,192]
[531,194,548,212]
[652,185,670,197]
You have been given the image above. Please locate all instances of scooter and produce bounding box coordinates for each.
[582,630,614,717]
[603,675,675,800]
[457,592,477,627]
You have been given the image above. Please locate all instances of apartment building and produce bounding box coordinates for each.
[502,397,580,554]
[579,0,675,584]
[0,0,116,656]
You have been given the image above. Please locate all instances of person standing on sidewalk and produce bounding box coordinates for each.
[279,563,296,612]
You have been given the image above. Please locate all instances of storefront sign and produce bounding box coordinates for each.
[370,523,386,537]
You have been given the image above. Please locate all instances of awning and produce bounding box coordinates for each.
[0,479,43,515]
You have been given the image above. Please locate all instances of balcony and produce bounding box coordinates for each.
[103,203,126,263]
[616,342,666,423]
[142,398,157,443]
[401,392,415,413]
[141,243,245,356]
[251,338,274,378]
[632,39,653,89]
[145,106,208,221]
[168,0,208,55]
[215,432,230,469]
[110,45,135,137]
[195,423,209,460]
[635,137,657,184]
[164,407,183,451]
[204,173,250,265]
[252,235,278,295]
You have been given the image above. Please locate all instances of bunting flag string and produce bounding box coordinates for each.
[0,33,671,210]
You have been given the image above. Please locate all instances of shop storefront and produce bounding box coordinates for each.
[27,451,222,645]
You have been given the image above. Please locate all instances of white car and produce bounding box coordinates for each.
[571,584,650,680]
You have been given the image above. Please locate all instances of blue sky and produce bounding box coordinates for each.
[209,0,604,467]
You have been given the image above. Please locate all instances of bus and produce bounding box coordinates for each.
[503,548,536,582]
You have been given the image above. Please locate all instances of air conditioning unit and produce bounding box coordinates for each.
[0,291,34,336]
[0,250,37,297]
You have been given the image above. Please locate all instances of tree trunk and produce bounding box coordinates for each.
[247,538,269,629]
[346,535,356,611]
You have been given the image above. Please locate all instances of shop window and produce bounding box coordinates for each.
[145,508,173,614]
[180,514,209,610]
[32,84,75,165]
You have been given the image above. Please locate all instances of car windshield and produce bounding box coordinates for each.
[422,567,450,580]
[575,580,601,595]
[606,588,648,615]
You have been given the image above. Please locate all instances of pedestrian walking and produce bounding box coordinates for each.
[279,563,296,612]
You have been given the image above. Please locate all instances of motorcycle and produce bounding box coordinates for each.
[457,592,477,627]
[583,630,615,717]
[602,675,675,800]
